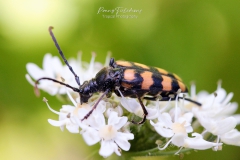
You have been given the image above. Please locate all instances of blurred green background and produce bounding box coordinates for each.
[0,0,240,160]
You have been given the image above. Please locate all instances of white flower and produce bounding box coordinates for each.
[44,88,106,134]
[150,111,194,149]
[43,98,80,133]
[80,111,134,157]
[194,111,237,136]
[191,83,239,150]
[151,96,222,152]
[190,82,238,119]
[151,111,193,138]
[26,53,75,95]
[44,87,133,157]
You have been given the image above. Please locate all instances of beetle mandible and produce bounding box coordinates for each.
[35,26,201,124]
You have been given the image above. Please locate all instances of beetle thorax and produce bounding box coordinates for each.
[95,67,120,91]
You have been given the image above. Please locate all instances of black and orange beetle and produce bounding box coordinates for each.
[35,27,201,124]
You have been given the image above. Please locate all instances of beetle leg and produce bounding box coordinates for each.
[131,94,148,125]
[81,90,109,122]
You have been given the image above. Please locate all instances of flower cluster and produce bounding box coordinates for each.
[26,53,240,158]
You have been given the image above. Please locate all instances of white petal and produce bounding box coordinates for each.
[117,132,134,140]
[115,105,123,117]
[25,74,35,86]
[199,94,215,109]
[146,107,159,119]
[106,107,123,118]
[43,53,53,72]
[43,54,64,76]
[233,114,240,124]
[222,92,234,106]
[90,112,106,129]
[61,104,75,110]
[193,110,213,129]
[182,112,193,123]
[114,132,132,151]
[120,96,140,113]
[190,83,196,99]
[108,112,128,130]
[86,53,96,78]
[99,140,116,157]
[156,127,174,138]
[197,91,209,102]
[172,133,185,147]
[26,63,48,80]
[114,145,121,156]
[150,120,174,138]
[72,115,85,129]
[215,88,227,103]
[52,56,65,73]
[77,106,90,118]
[108,111,120,124]
[66,122,79,133]
[158,113,173,128]
[81,127,100,146]
[213,117,237,135]
[94,100,106,114]
[104,52,111,67]
[114,117,128,130]
[220,102,238,116]
[44,86,59,95]
[185,125,193,133]
[221,129,240,146]
[48,119,66,127]
[184,133,222,150]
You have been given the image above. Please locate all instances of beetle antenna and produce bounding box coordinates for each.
[34,77,80,96]
[178,97,202,106]
[143,96,202,106]
[48,26,81,87]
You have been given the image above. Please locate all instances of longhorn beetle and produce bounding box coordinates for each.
[35,26,201,124]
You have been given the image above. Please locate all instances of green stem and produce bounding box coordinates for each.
[123,147,192,157]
